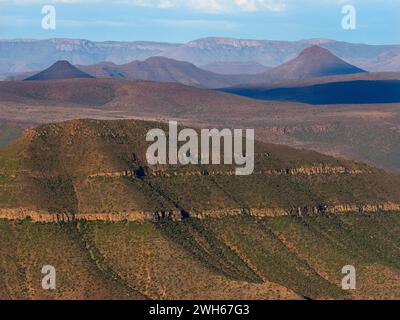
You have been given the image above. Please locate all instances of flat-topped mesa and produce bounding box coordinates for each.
[1,119,400,219]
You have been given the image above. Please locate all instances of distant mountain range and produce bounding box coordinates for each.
[1,37,400,76]
[21,46,367,88]
[219,48,399,104]
[20,57,261,89]
[200,61,270,75]
[76,57,258,88]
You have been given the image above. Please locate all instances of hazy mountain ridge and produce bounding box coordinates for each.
[200,61,270,75]
[75,56,259,88]
[0,38,180,75]
[1,37,400,76]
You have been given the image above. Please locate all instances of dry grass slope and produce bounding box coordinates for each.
[0,119,400,300]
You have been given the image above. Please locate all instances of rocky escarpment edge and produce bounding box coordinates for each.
[0,203,399,223]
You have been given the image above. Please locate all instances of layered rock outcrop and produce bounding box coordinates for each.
[87,165,368,180]
[1,202,399,223]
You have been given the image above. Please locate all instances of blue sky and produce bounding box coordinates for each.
[0,0,399,44]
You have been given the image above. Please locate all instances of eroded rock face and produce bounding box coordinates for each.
[282,166,367,175]
[76,212,145,222]
[326,203,400,214]
[189,208,244,219]
[266,124,336,135]
[249,208,288,218]
[0,208,74,223]
[149,210,184,222]
[87,165,367,180]
[1,202,399,223]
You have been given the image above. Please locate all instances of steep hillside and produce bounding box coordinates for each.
[1,119,400,218]
[25,61,94,81]
[0,120,31,149]
[0,220,145,300]
[264,46,366,81]
[0,119,400,300]
[1,214,400,300]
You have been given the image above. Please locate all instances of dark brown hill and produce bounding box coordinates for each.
[265,46,366,81]
[25,61,94,81]
[0,78,268,114]
[77,56,257,88]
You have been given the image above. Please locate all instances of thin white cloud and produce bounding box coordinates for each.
[126,0,287,12]
[1,0,394,13]
[0,0,287,12]
[58,19,131,27]
[154,18,236,29]
[0,0,101,3]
